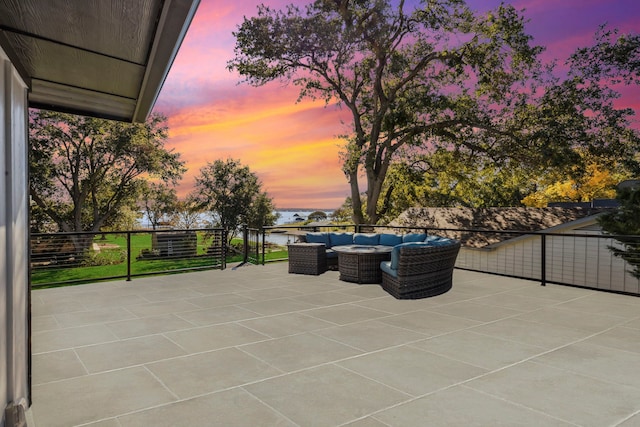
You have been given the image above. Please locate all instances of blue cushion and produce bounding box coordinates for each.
[379,233,403,246]
[380,260,398,278]
[305,232,329,247]
[353,233,379,245]
[402,233,427,243]
[330,232,354,247]
[325,248,339,258]
[430,238,454,246]
[390,246,401,269]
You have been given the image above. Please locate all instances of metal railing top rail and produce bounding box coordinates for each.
[31,227,225,237]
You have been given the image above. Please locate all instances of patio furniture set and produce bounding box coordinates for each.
[288,231,461,299]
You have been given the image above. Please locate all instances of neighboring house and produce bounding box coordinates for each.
[392,207,640,295]
[0,2,199,425]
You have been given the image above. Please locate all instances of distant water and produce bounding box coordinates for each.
[267,210,333,245]
[275,210,332,225]
[138,209,332,245]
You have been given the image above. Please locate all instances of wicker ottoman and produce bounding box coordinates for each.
[333,245,392,283]
[287,243,327,275]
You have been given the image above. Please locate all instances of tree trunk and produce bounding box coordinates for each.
[348,170,365,224]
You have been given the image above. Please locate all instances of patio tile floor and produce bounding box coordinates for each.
[28,264,640,426]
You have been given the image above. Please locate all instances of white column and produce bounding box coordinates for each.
[1,45,30,426]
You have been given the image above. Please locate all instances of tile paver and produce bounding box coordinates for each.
[28,264,640,426]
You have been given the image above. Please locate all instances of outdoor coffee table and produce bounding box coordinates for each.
[332,245,392,284]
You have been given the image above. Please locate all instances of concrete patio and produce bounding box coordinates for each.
[29,263,640,426]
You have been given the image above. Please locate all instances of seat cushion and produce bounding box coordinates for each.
[354,233,379,245]
[379,233,403,246]
[380,260,397,278]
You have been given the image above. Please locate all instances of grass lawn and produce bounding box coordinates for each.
[31,231,262,287]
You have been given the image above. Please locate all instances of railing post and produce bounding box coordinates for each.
[241,224,249,264]
[126,231,132,281]
[261,229,265,265]
[541,234,546,287]
[222,229,227,270]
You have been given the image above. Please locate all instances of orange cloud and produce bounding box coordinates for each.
[159,82,352,208]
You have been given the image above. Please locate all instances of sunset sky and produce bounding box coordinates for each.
[152,0,640,209]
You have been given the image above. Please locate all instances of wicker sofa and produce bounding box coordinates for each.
[380,239,461,299]
[289,231,428,275]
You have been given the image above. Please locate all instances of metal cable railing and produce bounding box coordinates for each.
[255,224,640,296]
[30,228,227,288]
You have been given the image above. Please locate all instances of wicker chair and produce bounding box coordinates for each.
[381,241,461,299]
[287,243,327,275]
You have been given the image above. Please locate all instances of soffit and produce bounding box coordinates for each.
[0,0,199,122]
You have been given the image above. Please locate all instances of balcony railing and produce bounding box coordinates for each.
[257,224,640,296]
[30,224,640,296]
[30,228,227,288]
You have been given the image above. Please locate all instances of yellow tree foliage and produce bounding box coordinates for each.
[522,162,627,207]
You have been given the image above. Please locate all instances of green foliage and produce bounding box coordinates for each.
[173,197,205,229]
[29,110,185,237]
[377,151,536,222]
[308,211,328,221]
[140,182,179,229]
[192,158,277,238]
[101,205,143,232]
[247,192,280,229]
[598,187,640,279]
[81,248,126,267]
[331,198,355,223]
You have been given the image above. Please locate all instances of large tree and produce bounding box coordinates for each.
[229,0,543,223]
[229,1,640,224]
[29,111,185,248]
[192,158,277,239]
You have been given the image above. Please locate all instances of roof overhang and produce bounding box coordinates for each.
[0,0,199,122]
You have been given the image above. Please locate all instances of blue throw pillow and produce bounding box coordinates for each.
[402,233,426,243]
[305,232,329,247]
[379,233,403,246]
[353,233,379,245]
[330,232,354,247]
